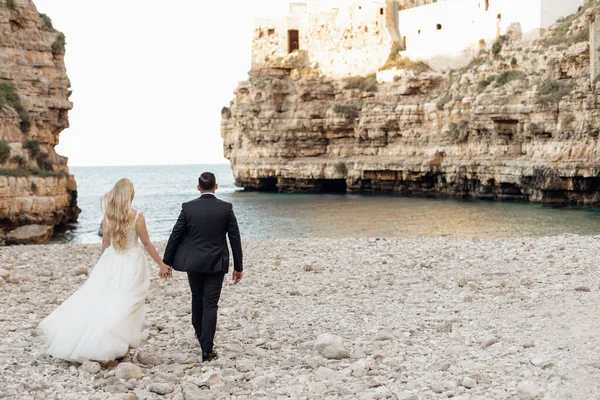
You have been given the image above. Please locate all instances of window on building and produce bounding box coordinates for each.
[436,24,442,30]
[380,8,384,15]
[497,13,501,19]
[485,0,489,11]
[268,28,275,36]
[418,29,421,34]
[288,29,299,53]
[403,36,407,49]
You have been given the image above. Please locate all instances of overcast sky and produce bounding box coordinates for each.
[34,0,289,166]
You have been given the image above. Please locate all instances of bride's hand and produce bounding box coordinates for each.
[159,263,172,280]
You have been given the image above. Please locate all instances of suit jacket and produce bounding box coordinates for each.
[163,193,243,274]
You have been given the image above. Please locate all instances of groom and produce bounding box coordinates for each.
[163,172,243,362]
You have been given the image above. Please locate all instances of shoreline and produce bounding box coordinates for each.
[2,236,600,399]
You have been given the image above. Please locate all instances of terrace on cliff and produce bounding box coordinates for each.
[221,0,600,205]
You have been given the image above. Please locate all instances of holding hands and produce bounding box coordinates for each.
[159,262,172,280]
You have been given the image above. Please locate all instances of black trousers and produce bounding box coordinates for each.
[186,271,225,353]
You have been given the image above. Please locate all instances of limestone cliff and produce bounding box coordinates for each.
[0,0,78,243]
[222,3,600,205]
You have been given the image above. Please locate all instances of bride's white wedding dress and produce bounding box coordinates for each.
[39,211,150,363]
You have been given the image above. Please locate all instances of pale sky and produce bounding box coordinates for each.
[33,0,289,166]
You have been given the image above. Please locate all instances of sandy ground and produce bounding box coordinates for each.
[1,236,600,399]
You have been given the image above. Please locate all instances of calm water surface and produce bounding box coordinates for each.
[55,164,600,244]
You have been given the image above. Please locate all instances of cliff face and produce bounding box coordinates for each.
[222,4,600,205]
[0,0,78,242]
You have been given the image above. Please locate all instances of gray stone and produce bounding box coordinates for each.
[517,380,538,400]
[314,333,349,359]
[574,286,591,292]
[73,265,88,276]
[182,383,204,400]
[0,268,9,279]
[115,363,143,380]
[481,336,499,348]
[136,350,162,366]
[149,383,174,395]
[462,376,477,389]
[82,361,101,375]
[235,359,255,373]
[5,225,53,245]
[107,394,138,400]
[431,381,444,393]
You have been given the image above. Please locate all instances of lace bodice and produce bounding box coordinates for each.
[123,210,141,249]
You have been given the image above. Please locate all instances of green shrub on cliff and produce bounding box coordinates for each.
[492,35,507,57]
[0,83,32,133]
[40,13,53,29]
[344,74,377,92]
[0,168,28,177]
[0,140,10,163]
[541,1,593,46]
[0,167,66,178]
[333,104,359,119]
[19,111,31,133]
[496,70,526,86]
[25,140,40,157]
[0,82,22,110]
[12,155,26,166]
[478,75,497,89]
[52,33,66,55]
[535,80,573,105]
[380,50,429,74]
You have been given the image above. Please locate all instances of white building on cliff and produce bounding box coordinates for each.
[251,0,584,76]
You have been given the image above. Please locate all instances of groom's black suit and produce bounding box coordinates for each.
[163,193,243,354]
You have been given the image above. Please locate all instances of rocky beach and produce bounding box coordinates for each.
[2,236,600,399]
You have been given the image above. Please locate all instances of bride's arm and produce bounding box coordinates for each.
[101,217,111,254]
[136,212,172,278]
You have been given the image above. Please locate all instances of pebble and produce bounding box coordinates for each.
[149,383,174,395]
[314,333,349,359]
[82,361,101,375]
[481,336,499,348]
[574,286,591,292]
[115,363,143,380]
[72,266,88,276]
[517,380,538,400]
[1,237,600,398]
[136,350,162,366]
[462,376,477,388]
[182,383,204,400]
[0,268,10,279]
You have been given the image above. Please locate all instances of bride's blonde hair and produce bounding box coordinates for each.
[101,178,135,251]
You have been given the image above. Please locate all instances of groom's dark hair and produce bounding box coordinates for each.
[199,172,216,190]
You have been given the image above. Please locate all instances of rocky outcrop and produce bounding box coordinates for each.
[5,224,52,245]
[0,0,79,243]
[222,3,600,205]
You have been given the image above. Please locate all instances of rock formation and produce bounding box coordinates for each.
[0,0,78,243]
[222,2,600,205]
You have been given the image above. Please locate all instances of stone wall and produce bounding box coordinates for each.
[0,0,79,242]
[399,0,583,70]
[222,2,600,205]
[252,0,398,79]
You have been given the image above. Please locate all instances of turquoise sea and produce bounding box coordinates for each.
[55,164,600,244]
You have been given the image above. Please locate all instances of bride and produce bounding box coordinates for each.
[38,178,172,363]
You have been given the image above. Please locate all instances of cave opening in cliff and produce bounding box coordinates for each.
[320,179,347,193]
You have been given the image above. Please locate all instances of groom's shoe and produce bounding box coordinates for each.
[202,351,218,362]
